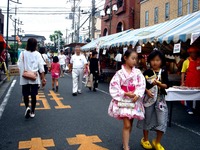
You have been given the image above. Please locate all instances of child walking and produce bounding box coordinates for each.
[50,56,60,92]
[137,50,169,150]
[108,50,146,150]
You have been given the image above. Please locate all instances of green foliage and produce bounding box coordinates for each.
[49,30,65,52]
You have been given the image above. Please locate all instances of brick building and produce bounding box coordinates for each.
[0,9,4,35]
[101,0,140,36]
[140,0,200,27]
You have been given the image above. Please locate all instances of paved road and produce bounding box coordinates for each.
[0,74,200,150]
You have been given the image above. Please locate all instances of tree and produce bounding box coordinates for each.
[49,30,65,52]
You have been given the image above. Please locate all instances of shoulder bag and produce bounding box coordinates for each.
[22,52,37,81]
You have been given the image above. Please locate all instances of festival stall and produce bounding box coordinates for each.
[82,11,200,84]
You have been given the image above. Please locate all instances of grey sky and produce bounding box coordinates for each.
[1,0,105,42]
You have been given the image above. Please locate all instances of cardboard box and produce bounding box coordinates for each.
[9,65,20,76]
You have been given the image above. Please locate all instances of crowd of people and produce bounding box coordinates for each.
[17,38,200,150]
[17,38,100,118]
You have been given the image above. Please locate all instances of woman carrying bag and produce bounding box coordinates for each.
[18,38,46,119]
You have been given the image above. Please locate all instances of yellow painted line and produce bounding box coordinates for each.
[18,137,55,150]
[20,102,40,106]
[67,134,108,150]
[48,90,71,109]
[20,92,51,110]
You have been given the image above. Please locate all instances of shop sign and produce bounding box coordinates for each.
[173,43,181,53]
[136,46,142,53]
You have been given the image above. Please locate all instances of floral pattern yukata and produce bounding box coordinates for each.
[108,65,146,120]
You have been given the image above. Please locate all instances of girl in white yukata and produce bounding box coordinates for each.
[108,50,146,150]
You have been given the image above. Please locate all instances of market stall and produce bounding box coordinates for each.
[166,87,200,126]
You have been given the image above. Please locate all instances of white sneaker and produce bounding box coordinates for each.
[25,107,31,118]
[30,113,35,118]
[188,111,194,115]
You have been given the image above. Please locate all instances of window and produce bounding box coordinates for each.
[165,2,170,20]
[116,22,123,33]
[178,0,183,16]
[145,11,149,26]
[193,0,199,12]
[103,28,108,36]
[154,7,158,24]
[117,0,123,8]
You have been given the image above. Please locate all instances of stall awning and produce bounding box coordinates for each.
[101,11,200,48]
[81,30,131,51]
[158,11,200,44]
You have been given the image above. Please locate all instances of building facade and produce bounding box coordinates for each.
[0,9,4,35]
[140,0,200,27]
[101,0,140,36]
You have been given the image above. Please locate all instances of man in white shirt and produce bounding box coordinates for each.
[58,50,66,77]
[70,46,87,96]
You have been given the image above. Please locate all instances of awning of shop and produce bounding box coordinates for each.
[158,11,200,44]
[81,30,131,51]
[86,10,200,50]
[101,11,200,48]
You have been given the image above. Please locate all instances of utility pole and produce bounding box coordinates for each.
[14,7,17,56]
[6,0,22,67]
[66,29,68,44]
[109,0,112,35]
[76,6,81,43]
[71,0,75,43]
[88,16,91,39]
[91,0,95,39]
[6,0,10,67]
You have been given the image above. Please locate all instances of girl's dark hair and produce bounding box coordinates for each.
[53,56,59,63]
[121,49,137,64]
[92,51,98,57]
[26,38,37,52]
[147,50,166,67]
[39,47,46,54]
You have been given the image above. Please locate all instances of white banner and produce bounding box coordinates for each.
[173,43,181,53]
[136,46,142,53]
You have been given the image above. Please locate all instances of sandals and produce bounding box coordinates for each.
[122,145,130,150]
[141,138,153,149]
[152,139,165,150]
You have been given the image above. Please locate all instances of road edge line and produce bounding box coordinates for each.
[0,79,17,120]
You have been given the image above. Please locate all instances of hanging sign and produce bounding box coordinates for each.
[102,49,106,55]
[123,47,128,54]
[136,46,142,53]
[191,32,200,45]
[173,43,181,53]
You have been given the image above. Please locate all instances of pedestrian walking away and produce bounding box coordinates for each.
[137,49,169,150]
[50,56,60,92]
[88,51,101,92]
[181,46,200,115]
[58,50,66,77]
[108,50,146,150]
[39,47,49,89]
[70,45,87,96]
[17,38,46,119]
